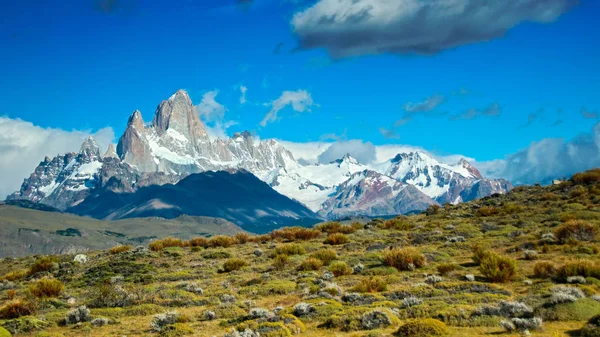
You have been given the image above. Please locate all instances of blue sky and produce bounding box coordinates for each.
[0,0,599,167]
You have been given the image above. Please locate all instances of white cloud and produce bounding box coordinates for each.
[476,123,600,185]
[260,90,315,127]
[0,117,114,199]
[404,94,445,113]
[195,90,236,140]
[317,140,377,164]
[239,85,248,104]
[292,0,573,58]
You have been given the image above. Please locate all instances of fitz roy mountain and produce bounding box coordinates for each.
[8,90,512,227]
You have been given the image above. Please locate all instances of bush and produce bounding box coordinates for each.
[270,227,321,241]
[573,169,600,184]
[1,269,28,282]
[582,314,600,337]
[476,206,499,217]
[311,249,338,265]
[149,237,186,251]
[394,319,448,336]
[533,261,556,279]
[109,245,132,255]
[437,263,458,276]
[151,311,181,332]
[28,256,59,275]
[381,218,414,230]
[160,323,194,337]
[0,300,35,319]
[0,327,10,337]
[383,247,426,271]
[274,244,305,256]
[65,306,91,325]
[316,222,342,233]
[555,220,598,243]
[297,258,323,271]
[471,245,494,265]
[86,284,139,308]
[556,260,600,280]
[322,233,349,245]
[29,278,64,298]
[208,235,236,248]
[222,258,248,272]
[234,232,251,244]
[351,277,388,293]
[188,237,209,248]
[329,261,353,277]
[273,255,289,269]
[202,250,232,259]
[479,253,517,283]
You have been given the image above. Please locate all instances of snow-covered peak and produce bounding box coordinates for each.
[103,144,119,159]
[168,89,191,102]
[331,153,359,166]
[457,158,483,179]
[79,136,100,158]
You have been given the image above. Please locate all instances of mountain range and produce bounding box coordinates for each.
[7,90,512,228]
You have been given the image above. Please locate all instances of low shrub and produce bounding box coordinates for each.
[316,222,342,233]
[65,306,91,325]
[109,245,132,255]
[533,261,556,279]
[233,232,251,244]
[479,253,517,283]
[582,314,600,337]
[394,319,448,336]
[311,249,338,265]
[222,258,248,272]
[0,300,35,319]
[273,255,289,269]
[208,235,236,248]
[351,277,388,293]
[1,269,28,282]
[556,260,600,281]
[188,237,209,248]
[149,237,186,251]
[437,263,458,276]
[381,218,414,230]
[0,327,10,337]
[274,244,306,256]
[471,245,493,265]
[270,227,321,241]
[202,250,232,259]
[383,247,426,271]
[28,256,59,275]
[29,278,64,298]
[322,233,349,245]
[160,323,194,337]
[555,220,598,243]
[573,169,600,184]
[297,258,323,271]
[476,206,499,217]
[329,261,353,277]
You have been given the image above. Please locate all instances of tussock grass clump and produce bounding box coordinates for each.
[437,263,458,276]
[297,258,323,271]
[329,261,353,277]
[381,217,414,230]
[323,233,349,245]
[188,237,209,248]
[555,220,598,243]
[271,227,321,241]
[472,245,494,265]
[109,245,132,255]
[556,260,600,280]
[233,232,251,244]
[476,206,499,217]
[479,253,517,283]
[1,269,28,282]
[274,243,306,256]
[208,235,236,248]
[311,249,337,265]
[159,323,194,337]
[383,247,426,271]
[394,319,448,336]
[149,237,186,251]
[572,169,600,185]
[273,254,289,269]
[222,258,248,272]
[29,278,64,298]
[351,277,388,293]
[28,256,59,275]
[0,300,35,319]
[533,261,557,279]
[316,222,356,234]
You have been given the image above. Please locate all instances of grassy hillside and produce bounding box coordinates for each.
[2,169,600,336]
[0,205,243,257]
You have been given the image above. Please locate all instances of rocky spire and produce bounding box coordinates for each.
[458,158,483,179]
[103,143,119,159]
[79,136,101,158]
[127,110,145,130]
[152,89,209,143]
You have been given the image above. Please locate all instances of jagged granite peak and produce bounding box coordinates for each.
[103,143,119,159]
[79,136,101,158]
[152,89,209,141]
[127,110,145,130]
[457,158,483,179]
[331,153,359,166]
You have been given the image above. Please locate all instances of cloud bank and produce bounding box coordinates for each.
[292,0,573,58]
[196,90,236,139]
[0,117,114,199]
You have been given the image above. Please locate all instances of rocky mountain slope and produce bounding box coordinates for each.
[8,90,511,220]
[68,170,320,233]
